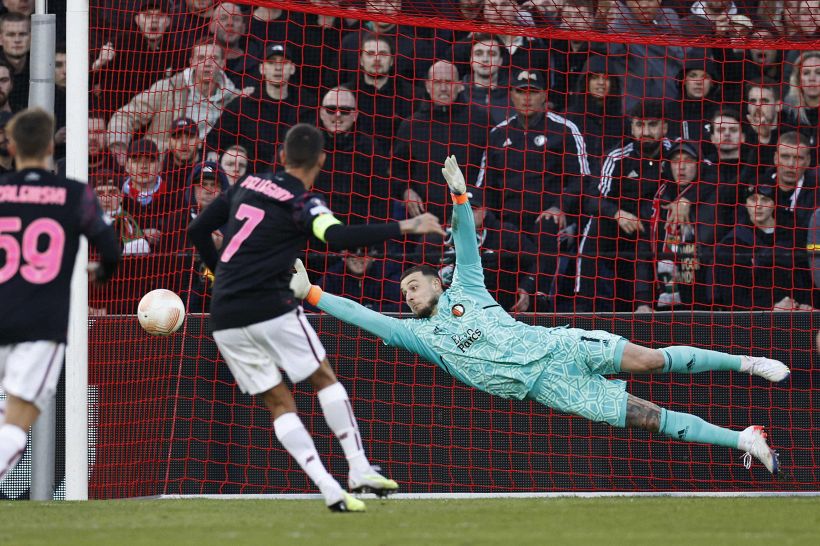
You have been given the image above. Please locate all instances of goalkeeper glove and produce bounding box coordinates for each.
[289,259,313,299]
[441,155,466,196]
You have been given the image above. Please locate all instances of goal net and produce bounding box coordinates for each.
[80,0,819,497]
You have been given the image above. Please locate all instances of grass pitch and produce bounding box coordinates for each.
[1,497,818,545]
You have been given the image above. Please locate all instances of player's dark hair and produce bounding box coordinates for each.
[283,123,324,169]
[7,108,55,159]
[400,264,440,283]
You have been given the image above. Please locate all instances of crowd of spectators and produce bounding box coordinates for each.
[45,0,820,313]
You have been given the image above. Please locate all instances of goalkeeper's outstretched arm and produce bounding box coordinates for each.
[442,155,484,289]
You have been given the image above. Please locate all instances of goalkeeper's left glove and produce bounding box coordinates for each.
[442,155,466,196]
[289,259,313,299]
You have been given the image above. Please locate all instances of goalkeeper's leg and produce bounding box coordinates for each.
[309,359,398,497]
[624,394,780,476]
[618,342,790,382]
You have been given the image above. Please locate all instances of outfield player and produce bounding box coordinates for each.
[188,123,445,512]
[0,108,121,483]
[290,156,788,476]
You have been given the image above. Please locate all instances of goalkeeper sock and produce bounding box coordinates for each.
[273,412,342,501]
[659,408,740,448]
[659,346,742,374]
[0,424,27,483]
[317,382,371,476]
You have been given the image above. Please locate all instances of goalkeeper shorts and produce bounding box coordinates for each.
[529,328,629,427]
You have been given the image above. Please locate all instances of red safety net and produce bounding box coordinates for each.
[86,0,819,497]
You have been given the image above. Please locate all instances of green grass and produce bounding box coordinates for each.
[1,497,819,545]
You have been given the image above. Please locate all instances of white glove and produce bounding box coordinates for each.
[289,259,312,299]
[442,155,466,196]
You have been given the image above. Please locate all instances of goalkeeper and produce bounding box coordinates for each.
[290,156,789,476]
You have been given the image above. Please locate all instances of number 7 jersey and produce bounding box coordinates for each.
[0,168,119,344]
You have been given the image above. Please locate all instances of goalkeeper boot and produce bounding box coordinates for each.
[740,356,790,382]
[349,467,399,498]
[738,425,780,476]
[327,491,367,513]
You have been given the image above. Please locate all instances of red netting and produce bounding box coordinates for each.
[86,0,819,497]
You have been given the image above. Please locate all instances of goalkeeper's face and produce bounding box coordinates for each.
[401,272,443,318]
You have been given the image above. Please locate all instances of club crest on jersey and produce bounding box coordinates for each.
[451,304,465,317]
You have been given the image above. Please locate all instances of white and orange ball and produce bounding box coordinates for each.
[138,289,185,336]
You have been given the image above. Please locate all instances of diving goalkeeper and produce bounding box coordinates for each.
[290,156,788,476]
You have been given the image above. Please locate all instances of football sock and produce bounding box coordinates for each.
[273,412,341,500]
[317,382,370,476]
[659,409,740,448]
[660,346,742,374]
[0,424,27,483]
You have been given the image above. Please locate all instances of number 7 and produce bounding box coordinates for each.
[220,204,265,263]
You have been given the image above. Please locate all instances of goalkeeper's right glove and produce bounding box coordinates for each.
[441,155,466,196]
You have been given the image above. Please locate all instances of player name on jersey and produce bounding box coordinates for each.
[0,184,67,204]
[240,175,295,201]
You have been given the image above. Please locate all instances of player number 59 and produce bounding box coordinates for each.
[0,216,66,284]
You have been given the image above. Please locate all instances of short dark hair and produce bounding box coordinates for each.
[744,77,780,102]
[0,12,30,30]
[400,264,440,283]
[7,108,55,159]
[189,38,224,61]
[711,106,742,124]
[283,123,324,169]
[778,130,811,150]
[360,32,394,55]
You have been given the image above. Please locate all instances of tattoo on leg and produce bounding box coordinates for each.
[625,395,661,432]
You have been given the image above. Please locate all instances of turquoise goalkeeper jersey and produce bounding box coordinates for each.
[316,199,562,400]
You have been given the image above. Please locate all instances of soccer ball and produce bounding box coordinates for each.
[138,289,186,336]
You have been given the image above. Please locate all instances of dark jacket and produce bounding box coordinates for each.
[344,74,413,155]
[393,102,489,221]
[318,258,403,313]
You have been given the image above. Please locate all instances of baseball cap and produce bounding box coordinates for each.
[666,141,700,160]
[188,161,229,189]
[170,117,198,137]
[743,182,776,202]
[264,42,291,61]
[511,69,546,91]
[127,138,160,159]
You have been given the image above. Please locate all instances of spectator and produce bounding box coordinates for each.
[88,116,124,182]
[452,0,550,91]
[651,141,717,307]
[0,60,14,114]
[780,0,820,39]
[549,0,608,111]
[121,138,177,251]
[566,53,628,175]
[54,43,66,160]
[576,99,669,312]
[478,68,589,300]
[95,180,152,256]
[714,183,813,309]
[743,79,783,174]
[336,0,444,87]
[301,0,360,92]
[439,188,540,312]
[248,6,304,64]
[219,144,248,186]
[456,33,510,126]
[606,0,687,112]
[394,60,489,223]
[0,12,30,111]
[207,42,315,172]
[313,86,390,224]
[668,53,721,147]
[185,161,229,311]
[161,117,203,193]
[208,2,261,87]
[107,40,246,156]
[762,131,819,248]
[318,248,404,312]
[782,50,820,146]
[91,0,186,113]
[806,206,820,293]
[0,1,32,16]
[344,33,412,154]
[0,111,13,174]
[683,0,735,37]
[171,0,216,46]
